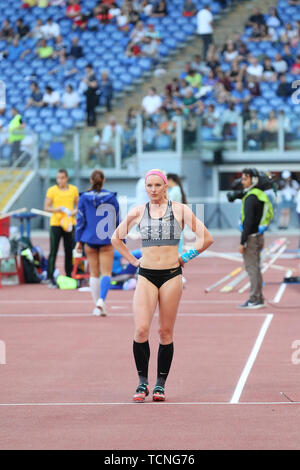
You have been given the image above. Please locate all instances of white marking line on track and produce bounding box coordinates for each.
[273,269,293,303]
[0,300,239,304]
[0,313,268,318]
[0,401,298,407]
[230,314,273,404]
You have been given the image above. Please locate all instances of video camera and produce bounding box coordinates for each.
[226,169,277,203]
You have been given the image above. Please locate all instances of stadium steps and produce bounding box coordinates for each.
[92,0,278,130]
[0,170,32,212]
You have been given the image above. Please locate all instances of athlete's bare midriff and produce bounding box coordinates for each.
[140,245,180,270]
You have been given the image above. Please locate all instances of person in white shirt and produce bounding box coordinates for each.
[272,53,288,74]
[196,3,213,60]
[246,56,264,79]
[142,87,162,116]
[102,116,123,155]
[62,84,79,108]
[41,18,60,40]
[278,170,299,229]
[42,86,60,107]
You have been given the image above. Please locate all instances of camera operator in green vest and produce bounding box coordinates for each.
[7,107,25,165]
[227,168,274,309]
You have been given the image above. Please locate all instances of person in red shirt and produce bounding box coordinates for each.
[291,55,300,75]
[66,0,87,29]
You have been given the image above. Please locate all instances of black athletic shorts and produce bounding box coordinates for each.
[138,266,182,289]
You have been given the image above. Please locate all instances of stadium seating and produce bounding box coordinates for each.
[0,0,223,144]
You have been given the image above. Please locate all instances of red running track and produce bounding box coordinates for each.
[0,234,299,450]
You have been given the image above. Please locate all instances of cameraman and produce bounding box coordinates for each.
[238,168,273,309]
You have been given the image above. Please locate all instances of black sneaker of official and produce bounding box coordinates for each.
[238,300,265,309]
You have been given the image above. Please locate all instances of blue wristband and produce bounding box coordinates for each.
[180,248,199,263]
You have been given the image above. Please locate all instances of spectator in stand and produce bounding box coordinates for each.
[202,103,220,129]
[151,0,168,18]
[262,57,277,82]
[7,38,30,61]
[185,69,202,93]
[277,170,299,229]
[16,19,30,39]
[161,90,178,116]
[53,35,67,59]
[182,89,198,116]
[229,59,246,84]
[139,0,153,17]
[205,44,220,72]
[68,36,83,59]
[231,80,251,107]
[98,70,114,113]
[222,40,239,63]
[7,107,26,164]
[247,76,261,97]
[280,22,298,45]
[277,74,292,99]
[142,87,163,117]
[183,0,197,17]
[265,7,282,28]
[41,17,61,40]
[246,56,263,80]
[82,64,99,127]
[245,6,266,28]
[116,7,130,31]
[261,111,278,148]
[244,109,263,150]
[145,23,161,40]
[42,86,60,107]
[142,36,160,60]
[130,21,146,45]
[247,22,270,42]
[67,0,88,29]
[31,19,44,40]
[272,53,288,75]
[291,55,300,75]
[282,44,294,68]
[219,101,238,138]
[93,2,111,24]
[102,116,123,157]
[48,52,78,79]
[36,39,54,59]
[61,84,79,109]
[108,2,121,20]
[0,19,15,41]
[191,54,210,75]
[127,3,140,25]
[22,0,37,6]
[216,69,232,92]
[26,82,43,108]
[196,2,214,60]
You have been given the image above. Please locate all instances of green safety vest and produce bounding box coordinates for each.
[241,188,274,233]
[8,114,24,143]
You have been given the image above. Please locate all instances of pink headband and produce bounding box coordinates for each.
[145,170,167,185]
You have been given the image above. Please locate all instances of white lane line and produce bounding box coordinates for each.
[0,401,298,407]
[230,314,274,404]
[0,300,239,304]
[273,269,293,303]
[0,313,268,318]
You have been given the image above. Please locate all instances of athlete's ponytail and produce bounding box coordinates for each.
[89,169,105,192]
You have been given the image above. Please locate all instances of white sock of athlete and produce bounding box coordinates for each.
[89,276,100,304]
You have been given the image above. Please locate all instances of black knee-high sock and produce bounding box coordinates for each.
[133,340,150,385]
[156,343,174,388]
